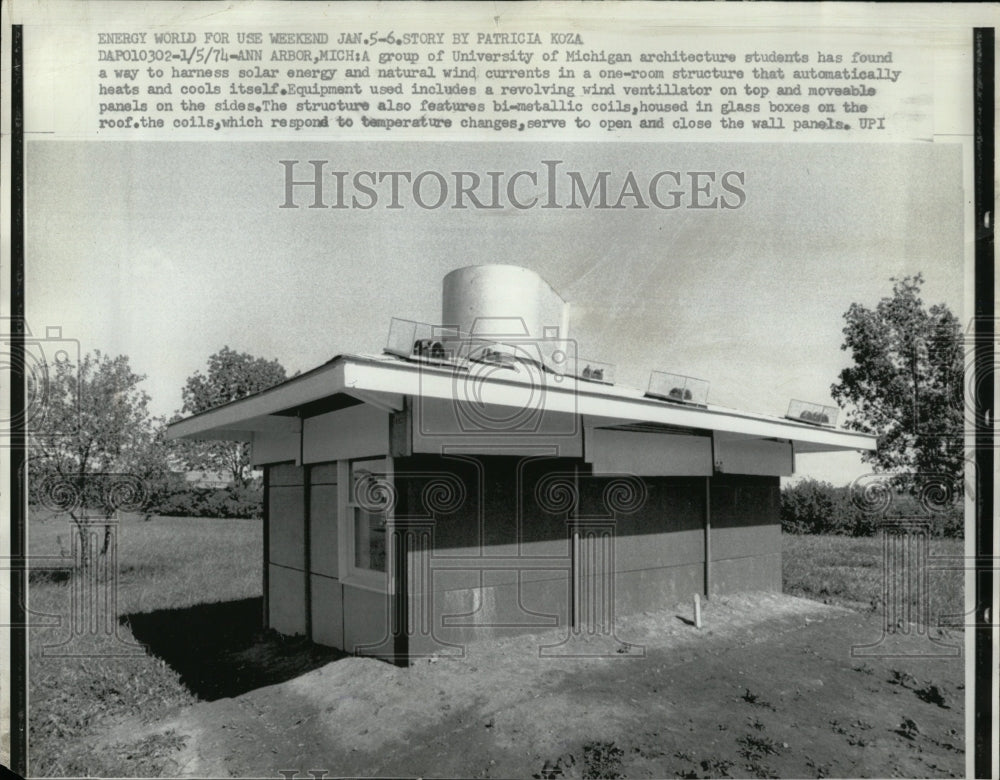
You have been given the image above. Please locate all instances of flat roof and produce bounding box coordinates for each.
[165,352,877,454]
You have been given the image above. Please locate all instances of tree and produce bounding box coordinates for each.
[177,346,289,486]
[29,351,167,562]
[830,274,964,497]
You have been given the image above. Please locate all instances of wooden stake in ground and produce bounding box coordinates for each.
[694,593,702,629]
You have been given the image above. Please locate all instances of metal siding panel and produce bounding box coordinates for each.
[390,406,412,457]
[709,475,781,562]
[343,585,392,656]
[268,564,306,636]
[310,462,338,485]
[710,524,781,561]
[268,485,305,570]
[411,396,582,457]
[310,575,344,649]
[714,437,793,476]
[613,564,705,615]
[710,553,782,594]
[302,404,389,464]
[611,530,704,571]
[710,476,780,526]
[252,430,300,467]
[262,467,270,628]
[309,483,339,578]
[268,462,305,486]
[429,577,569,649]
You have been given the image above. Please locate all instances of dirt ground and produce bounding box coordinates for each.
[104,593,965,779]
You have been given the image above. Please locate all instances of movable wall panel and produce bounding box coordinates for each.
[713,435,793,477]
[302,404,389,464]
[343,585,393,654]
[269,566,307,637]
[709,474,782,594]
[578,474,707,614]
[394,455,573,656]
[587,429,712,477]
[267,463,307,636]
[308,462,342,647]
[310,575,344,648]
[411,396,583,457]
[252,430,299,467]
[578,476,705,567]
[269,483,305,570]
[309,464,338,578]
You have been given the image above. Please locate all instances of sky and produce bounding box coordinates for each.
[24,140,966,484]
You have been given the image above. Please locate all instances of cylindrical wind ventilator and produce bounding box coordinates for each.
[442,265,571,373]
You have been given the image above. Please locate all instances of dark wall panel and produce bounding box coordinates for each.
[343,585,393,657]
[268,486,305,570]
[612,563,704,616]
[268,564,306,636]
[711,524,781,561]
[309,483,338,578]
[709,475,780,579]
[611,529,704,572]
[269,462,304,487]
[265,463,309,638]
[710,475,780,529]
[310,462,338,485]
[310,575,344,647]
[711,553,782,594]
[408,574,571,655]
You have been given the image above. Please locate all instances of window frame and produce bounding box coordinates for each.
[338,455,394,593]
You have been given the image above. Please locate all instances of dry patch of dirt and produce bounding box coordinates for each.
[125,592,964,778]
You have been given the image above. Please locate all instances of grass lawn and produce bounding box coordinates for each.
[27,511,264,776]
[782,533,965,630]
[26,514,965,777]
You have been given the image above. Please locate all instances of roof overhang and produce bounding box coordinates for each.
[165,354,877,455]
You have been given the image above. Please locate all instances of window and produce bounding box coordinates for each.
[345,458,390,577]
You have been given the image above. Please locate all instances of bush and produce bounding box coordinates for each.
[149,483,262,519]
[780,478,843,535]
[780,478,961,537]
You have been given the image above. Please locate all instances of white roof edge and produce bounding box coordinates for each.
[166,361,346,440]
[166,353,877,452]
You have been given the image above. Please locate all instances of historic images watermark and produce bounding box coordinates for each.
[1,317,80,447]
[847,475,963,659]
[5,472,149,658]
[278,160,747,210]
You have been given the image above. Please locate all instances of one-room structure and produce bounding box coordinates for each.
[167,265,876,662]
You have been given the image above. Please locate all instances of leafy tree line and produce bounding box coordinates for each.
[780,478,963,538]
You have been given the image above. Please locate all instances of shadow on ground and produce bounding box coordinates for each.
[122,597,345,700]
